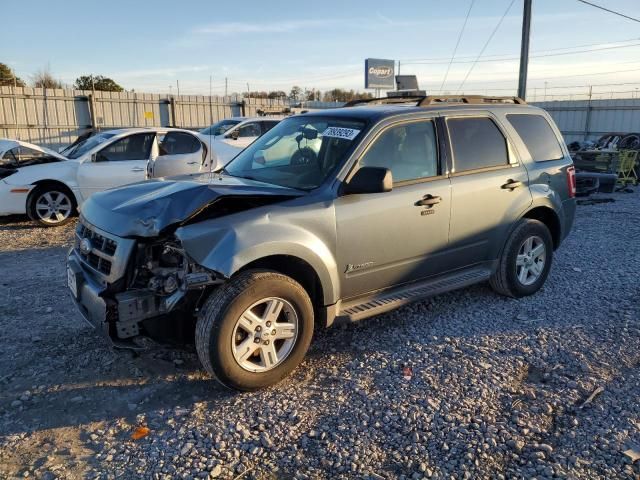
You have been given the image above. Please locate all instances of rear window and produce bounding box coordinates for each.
[507,114,564,162]
[447,117,508,172]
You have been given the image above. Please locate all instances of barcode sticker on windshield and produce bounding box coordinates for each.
[322,127,361,140]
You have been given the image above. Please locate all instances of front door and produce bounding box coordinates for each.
[335,118,451,300]
[445,115,532,268]
[76,132,155,200]
[150,131,205,178]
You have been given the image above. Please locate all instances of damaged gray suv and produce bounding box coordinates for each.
[67,96,576,391]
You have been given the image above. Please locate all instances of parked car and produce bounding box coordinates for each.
[147,118,280,179]
[68,96,576,391]
[0,128,206,226]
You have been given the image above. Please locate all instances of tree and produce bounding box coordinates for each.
[0,63,26,87]
[32,67,63,89]
[304,88,319,101]
[268,90,287,99]
[322,89,374,102]
[289,85,303,101]
[74,75,124,92]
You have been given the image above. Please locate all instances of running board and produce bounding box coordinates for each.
[337,267,492,322]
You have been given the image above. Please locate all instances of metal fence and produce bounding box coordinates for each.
[531,98,640,144]
[3,86,640,149]
[0,87,288,149]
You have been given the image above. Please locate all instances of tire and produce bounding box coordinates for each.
[195,270,314,391]
[27,183,77,227]
[490,219,553,298]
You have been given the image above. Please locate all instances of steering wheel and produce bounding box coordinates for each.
[290,147,318,167]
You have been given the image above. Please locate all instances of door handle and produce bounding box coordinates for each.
[130,167,145,172]
[415,194,441,207]
[186,161,198,165]
[501,179,523,190]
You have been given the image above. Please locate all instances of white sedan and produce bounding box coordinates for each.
[148,117,280,178]
[0,128,207,226]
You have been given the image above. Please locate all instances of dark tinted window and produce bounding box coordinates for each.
[507,114,564,161]
[159,132,201,155]
[359,121,438,183]
[261,121,278,134]
[98,133,154,161]
[447,117,508,172]
[237,123,261,138]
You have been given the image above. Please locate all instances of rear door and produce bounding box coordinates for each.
[335,117,452,299]
[76,132,155,199]
[150,131,204,178]
[445,114,532,268]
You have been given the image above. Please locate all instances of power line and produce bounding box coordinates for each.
[400,36,640,62]
[456,0,517,93]
[404,42,640,65]
[576,0,640,23]
[440,0,475,91]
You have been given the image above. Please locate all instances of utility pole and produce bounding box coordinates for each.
[225,77,228,97]
[517,0,532,100]
[176,80,180,97]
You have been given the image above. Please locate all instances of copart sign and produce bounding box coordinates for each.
[365,58,395,89]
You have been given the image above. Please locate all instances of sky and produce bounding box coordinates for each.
[2,0,640,100]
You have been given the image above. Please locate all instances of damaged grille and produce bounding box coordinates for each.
[75,222,119,275]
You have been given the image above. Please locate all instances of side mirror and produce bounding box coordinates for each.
[343,167,392,195]
[253,150,266,165]
[92,152,106,162]
[228,129,240,140]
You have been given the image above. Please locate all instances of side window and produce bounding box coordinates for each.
[3,146,46,162]
[237,123,261,138]
[447,117,509,172]
[359,121,438,183]
[98,133,154,161]
[2,147,19,161]
[158,132,201,156]
[507,114,564,162]
[261,121,278,134]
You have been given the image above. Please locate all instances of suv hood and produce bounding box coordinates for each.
[81,174,304,238]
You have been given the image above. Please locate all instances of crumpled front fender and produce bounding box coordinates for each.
[175,216,340,306]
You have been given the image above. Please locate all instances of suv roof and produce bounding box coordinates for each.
[298,95,537,123]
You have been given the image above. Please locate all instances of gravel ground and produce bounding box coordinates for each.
[0,193,639,480]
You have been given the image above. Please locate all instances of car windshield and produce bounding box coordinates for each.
[65,132,117,159]
[224,116,366,190]
[200,119,242,136]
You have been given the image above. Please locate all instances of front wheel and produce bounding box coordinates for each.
[490,219,553,298]
[27,185,76,227]
[195,270,314,391]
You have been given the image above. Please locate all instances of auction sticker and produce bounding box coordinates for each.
[322,127,361,140]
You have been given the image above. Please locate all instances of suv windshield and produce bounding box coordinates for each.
[65,132,117,159]
[224,116,366,190]
[200,119,242,136]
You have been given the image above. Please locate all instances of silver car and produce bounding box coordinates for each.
[67,95,576,391]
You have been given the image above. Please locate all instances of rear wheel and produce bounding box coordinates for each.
[27,184,76,227]
[490,219,553,298]
[195,270,314,391]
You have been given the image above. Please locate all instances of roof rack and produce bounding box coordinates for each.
[343,95,526,108]
[342,96,427,107]
[418,95,526,106]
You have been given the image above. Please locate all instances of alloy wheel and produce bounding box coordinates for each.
[231,297,299,372]
[515,235,546,285]
[35,191,73,224]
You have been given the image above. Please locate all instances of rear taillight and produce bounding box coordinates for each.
[567,165,576,198]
